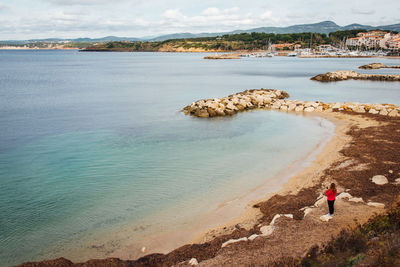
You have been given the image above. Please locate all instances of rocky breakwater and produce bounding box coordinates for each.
[310,70,400,82]
[182,89,289,117]
[182,89,400,118]
[359,63,400,69]
[204,53,242,59]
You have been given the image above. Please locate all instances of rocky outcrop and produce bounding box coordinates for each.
[359,63,400,69]
[182,89,400,118]
[204,53,242,59]
[311,70,400,82]
[182,89,289,117]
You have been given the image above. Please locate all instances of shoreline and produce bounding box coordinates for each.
[190,111,348,244]
[19,109,388,266]
[52,112,336,264]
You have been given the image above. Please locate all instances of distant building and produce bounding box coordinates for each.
[346,30,390,49]
[387,33,400,50]
[271,43,294,50]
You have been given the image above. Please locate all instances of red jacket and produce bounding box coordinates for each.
[325,189,337,201]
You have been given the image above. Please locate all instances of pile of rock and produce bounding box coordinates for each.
[311,70,400,82]
[182,89,400,118]
[359,63,400,69]
[271,100,400,117]
[182,89,289,117]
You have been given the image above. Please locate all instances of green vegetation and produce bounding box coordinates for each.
[83,29,370,52]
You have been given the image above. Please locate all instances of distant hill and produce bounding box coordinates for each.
[1,21,399,43]
[148,21,400,41]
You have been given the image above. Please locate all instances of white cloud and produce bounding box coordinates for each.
[351,8,375,15]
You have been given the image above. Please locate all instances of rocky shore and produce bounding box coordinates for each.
[182,89,400,118]
[359,62,400,69]
[310,70,400,82]
[203,53,242,59]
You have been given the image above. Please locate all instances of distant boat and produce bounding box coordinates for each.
[287,52,297,57]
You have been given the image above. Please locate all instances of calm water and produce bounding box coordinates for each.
[0,50,399,266]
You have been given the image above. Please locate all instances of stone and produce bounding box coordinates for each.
[260,225,275,236]
[288,103,297,111]
[349,197,364,203]
[320,214,332,222]
[303,207,313,217]
[371,175,388,185]
[221,237,248,248]
[215,108,225,116]
[248,234,259,241]
[189,258,199,266]
[388,109,399,117]
[225,109,236,115]
[207,107,217,117]
[141,247,147,253]
[394,178,400,185]
[280,105,288,111]
[314,197,326,207]
[304,107,315,112]
[236,104,245,111]
[198,109,209,118]
[379,109,388,116]
[369,108,379,114]
[226,102,238,111]
[295,106,304,112]
[367,202,385,208]
[270,214,293,225]
[337,192,352,199]
[316,106,323,112]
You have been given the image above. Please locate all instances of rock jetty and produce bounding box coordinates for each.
[311,70,400,82]
[204,53,242,59]
[182,89,289,117]
[182,89,400,118]
[359,63,400,69]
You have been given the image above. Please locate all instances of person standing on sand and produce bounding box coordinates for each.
[324,183,337,217]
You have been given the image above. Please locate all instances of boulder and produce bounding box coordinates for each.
[198,109,209,118]
[367,202,385,208]
[295,106,304,112]
[304,107,315,112]
[337,192,352,199]
[248,234,259,241]
[207,107,217,117]
[288,103,297,111]
[371,175,388,185]
[349,197,364,203]
[369,108,379,114]
[189,258,199,266]
[388,109,399,117]
[221,237,248,248]
[379,109,388,116]
[320,214,332,222]
[260,225,275,236]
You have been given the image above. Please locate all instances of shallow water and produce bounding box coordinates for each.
[0,51,399,266]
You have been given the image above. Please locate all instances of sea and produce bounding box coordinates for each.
[0,50,399,266]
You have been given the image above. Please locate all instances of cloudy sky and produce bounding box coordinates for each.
[0,0,399,40]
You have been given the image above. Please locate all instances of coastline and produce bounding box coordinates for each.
[190,111,351,244]
[54,112,336,263]
[17,109,400,266]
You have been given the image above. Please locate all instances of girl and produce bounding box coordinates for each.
[324,183,337,217]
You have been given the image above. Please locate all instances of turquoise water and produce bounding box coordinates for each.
[0,51,399,266]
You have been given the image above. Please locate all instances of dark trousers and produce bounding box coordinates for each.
[328,200,335,215]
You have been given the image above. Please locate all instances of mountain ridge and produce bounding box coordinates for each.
[2,21,399,43]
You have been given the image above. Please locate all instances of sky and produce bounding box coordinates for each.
[0,0,399,40]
